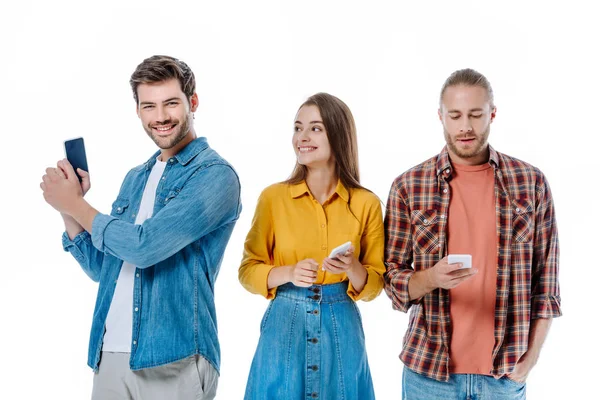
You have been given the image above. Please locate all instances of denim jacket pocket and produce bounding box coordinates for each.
[411,209,439,254]
[164,188,181,205]
[111,198,130,217]
[512,198,533,243]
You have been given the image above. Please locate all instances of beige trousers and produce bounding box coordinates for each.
[91,352,218,400]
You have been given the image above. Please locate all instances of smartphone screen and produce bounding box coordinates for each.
[64,137,88,182]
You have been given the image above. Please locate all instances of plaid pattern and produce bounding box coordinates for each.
[384,145,561,381]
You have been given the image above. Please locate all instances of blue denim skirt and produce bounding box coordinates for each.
[244,281,375,400]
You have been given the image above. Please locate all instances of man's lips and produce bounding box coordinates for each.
[152,123,177,136]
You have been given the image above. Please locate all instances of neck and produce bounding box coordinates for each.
[160,129,197,161]
[305,165,337,204]
[448,144,490,166]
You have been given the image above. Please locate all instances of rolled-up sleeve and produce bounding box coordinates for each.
[62,230,104,282]
[531,172,562,319]
[238,191,278,299]
[91,164,241,268]
[384,179,417,313]
[347,199,385,301]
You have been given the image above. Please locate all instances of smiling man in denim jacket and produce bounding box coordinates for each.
[40,55,241,400]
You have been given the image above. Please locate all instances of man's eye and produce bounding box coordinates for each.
[471,114,482,119]
[143,105,154,109]
[450,115,460,120]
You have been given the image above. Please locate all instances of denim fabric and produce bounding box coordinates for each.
[244,282,375,400]
[402,365,526,400]
[62,137,241,372]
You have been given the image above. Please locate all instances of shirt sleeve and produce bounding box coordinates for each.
[238,190,278,299]
[91,164,241,268]
[62,230,105,282]
[383,179,418,313]
[531,172,562,319]
[347,197,385,301]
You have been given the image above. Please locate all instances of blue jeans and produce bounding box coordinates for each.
[244,282,375,400]
[402,366,526,400]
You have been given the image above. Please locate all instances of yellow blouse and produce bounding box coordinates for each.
[239,180,385,301]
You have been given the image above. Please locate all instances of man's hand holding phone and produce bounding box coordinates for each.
[425,256,478,290]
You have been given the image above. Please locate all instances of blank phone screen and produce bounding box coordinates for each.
[64,137,88,181]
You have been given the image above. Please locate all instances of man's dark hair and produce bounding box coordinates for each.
[130,55,195,104]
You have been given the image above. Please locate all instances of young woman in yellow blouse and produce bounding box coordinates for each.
[239,93,385,400]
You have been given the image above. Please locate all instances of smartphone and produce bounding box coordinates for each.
[64,137,88,182]
[322,241,353,271]
[448,254,472,269]
[329,241,352,259]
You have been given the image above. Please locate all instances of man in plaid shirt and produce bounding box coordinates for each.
[384,69,561,399]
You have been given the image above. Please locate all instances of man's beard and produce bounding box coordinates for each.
[145,113,191,150]
[444,125,490,160]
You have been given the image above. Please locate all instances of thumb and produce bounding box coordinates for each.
[77,168,90,180]
[60,158,78,182]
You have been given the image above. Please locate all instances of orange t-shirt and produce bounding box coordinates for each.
[447,162,497,374]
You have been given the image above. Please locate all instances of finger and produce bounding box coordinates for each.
[325,257,347,269]
[442,263,466,273]
[60,158,77,182]
[301,262,319,272]
[298,276,316,285]
[449,268,478,278]
[447,272,477,287]
[77,168,90,184]
[345,245,355,256]
[55,167,66,178]
[335,254,352,265]
[40,182,46,191]
[42,174,51,184]
[299,270,318,279]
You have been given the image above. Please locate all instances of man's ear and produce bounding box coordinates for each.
[189,93,199,113]
[490,106,497,123]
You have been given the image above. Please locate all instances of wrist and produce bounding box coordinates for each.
[422,268,437,292]
[346,259,363,277]
[284,265,294,284]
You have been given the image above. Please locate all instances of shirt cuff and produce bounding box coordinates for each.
[347,268,384,302]
[240,263,279,300]
[91,213,117,252]
[384,269,416,313]
[62,231,92,264]
[531,294,562,319]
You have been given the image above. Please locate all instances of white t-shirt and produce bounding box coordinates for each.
[102,157,167,353]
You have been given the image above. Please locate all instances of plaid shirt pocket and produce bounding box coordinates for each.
[512,198,534,243]
[411,209,439,254]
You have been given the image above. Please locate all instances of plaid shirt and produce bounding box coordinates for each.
[384,145,561,382]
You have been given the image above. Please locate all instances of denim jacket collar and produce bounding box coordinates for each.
[144,137,209,170]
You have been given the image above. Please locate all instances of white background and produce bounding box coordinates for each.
[1,0,597,399]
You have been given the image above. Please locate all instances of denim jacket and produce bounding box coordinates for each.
[62,137,241,373]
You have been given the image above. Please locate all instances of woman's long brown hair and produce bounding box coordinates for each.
[285,93,365,194]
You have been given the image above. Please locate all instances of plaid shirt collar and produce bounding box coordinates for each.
[435,144,501,178]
